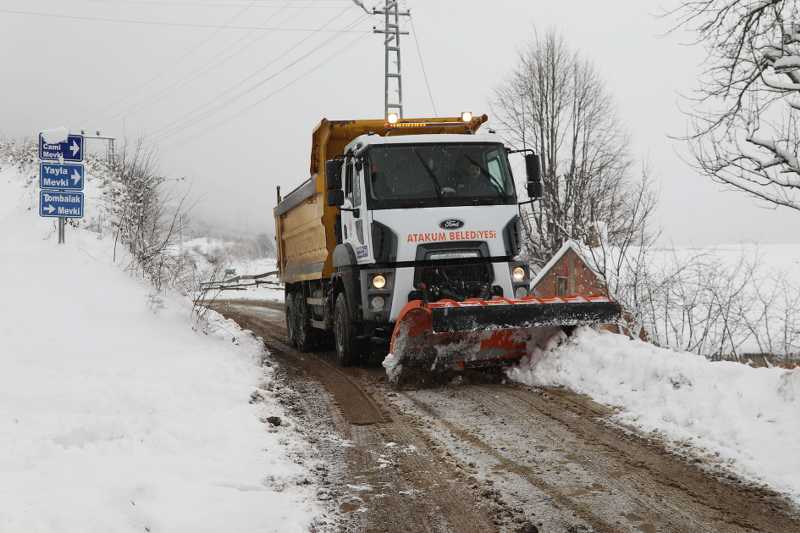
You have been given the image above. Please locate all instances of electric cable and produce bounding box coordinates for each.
[164,29,369,149]
[0,7,364,32]
[148,9,364,141]
[109,1,301,120]
[410,16,437,116]
[98,0,261,117]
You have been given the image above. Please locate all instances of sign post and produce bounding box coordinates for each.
[38,132,85,244]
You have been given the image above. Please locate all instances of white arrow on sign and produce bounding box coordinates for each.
[71,170,81,185]
[44,205,55,214]
[70,140,80,157]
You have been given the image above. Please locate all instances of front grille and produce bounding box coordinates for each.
[414,262,493,288]
[412,241,495,301]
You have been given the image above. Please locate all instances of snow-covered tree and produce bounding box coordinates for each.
[673,0,800,210]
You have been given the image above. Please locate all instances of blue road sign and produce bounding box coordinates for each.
[39,162,84,191]
[38,133,84,162]
[39,190,84,219]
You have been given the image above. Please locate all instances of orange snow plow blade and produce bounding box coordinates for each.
[386,296,621,383]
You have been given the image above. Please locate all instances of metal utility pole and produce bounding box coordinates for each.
[81,130,116,165]
[372,1,409,119]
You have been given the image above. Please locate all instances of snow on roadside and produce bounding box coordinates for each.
[508,328,800,503]
[0,165,320,531]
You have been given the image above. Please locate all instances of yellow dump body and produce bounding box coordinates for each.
[274,115,488,284]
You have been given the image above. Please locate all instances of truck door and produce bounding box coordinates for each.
[342,158,370,262]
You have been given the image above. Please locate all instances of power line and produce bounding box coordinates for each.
[0,7,366,32]
[410,16,437,116]
[109,1,300,120]
[164,30,369,149]
[98,0,263,117]
[148,7,358,140]
[148,9,364,142]
[85,0,348,6]
[151,11,366,142]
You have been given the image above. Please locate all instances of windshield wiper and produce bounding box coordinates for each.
[413,149,444,202]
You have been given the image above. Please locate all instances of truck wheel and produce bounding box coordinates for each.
[293,293,316,352]
[285,292,297,347]
[334,293,359,367]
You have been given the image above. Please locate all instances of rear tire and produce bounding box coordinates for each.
[285,292,297,348]
[292,292,317,352]
[334,293,359,367]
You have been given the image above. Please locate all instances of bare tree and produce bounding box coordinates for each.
[107,139,190,291]
[493,30,651,265]
[671,0,800,210]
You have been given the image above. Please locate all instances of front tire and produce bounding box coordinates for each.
[334,293,359,367]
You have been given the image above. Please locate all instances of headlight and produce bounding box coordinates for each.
[387,112,399,124]
[370,296,385,311]
[511,266,526,282]
[372,274,387,289]
[515,286,529,299]
[460,111,473,123]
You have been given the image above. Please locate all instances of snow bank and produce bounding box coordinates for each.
[508,329,800,503]
[0,164,319,531]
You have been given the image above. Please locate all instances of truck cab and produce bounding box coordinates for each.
[326,133,532,363]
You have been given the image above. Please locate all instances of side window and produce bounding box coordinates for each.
[353,161,362,207]
[486,151,504,190]
[487,157,502,181]
[345,158,353,197]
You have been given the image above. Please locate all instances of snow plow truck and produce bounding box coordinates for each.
[274,114,621,383]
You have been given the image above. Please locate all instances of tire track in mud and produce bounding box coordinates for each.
[399,390,620,533]
[211,301,500,533]
[212,300,800,533]
[397,383,800,533]
[499,386,797,531]
[235,313,389,426]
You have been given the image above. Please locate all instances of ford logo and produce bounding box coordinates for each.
[439,218,465,230]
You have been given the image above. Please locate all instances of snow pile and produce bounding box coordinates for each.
[40,126,69,144]
[0,163,319,531]
[508,329,800,502]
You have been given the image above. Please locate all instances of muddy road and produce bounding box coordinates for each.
[211,299,800,533]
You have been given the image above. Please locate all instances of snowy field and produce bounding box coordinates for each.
[508,329,800,504]
[0,163,319,530]
[180,239,284,303]
[601,242,800,359]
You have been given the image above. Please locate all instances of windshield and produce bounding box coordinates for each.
[364,143,516,209]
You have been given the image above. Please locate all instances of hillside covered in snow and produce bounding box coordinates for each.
[0,146,322,532]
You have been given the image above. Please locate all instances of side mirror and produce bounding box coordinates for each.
[525,153,542,199]
[327,189,344,207]
[527,179,543,200]
[525,153,541,182]
[326,159,342,191]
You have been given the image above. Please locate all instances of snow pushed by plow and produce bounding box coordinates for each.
[508,328,800,503]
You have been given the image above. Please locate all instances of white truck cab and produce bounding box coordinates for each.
[326,133,533,361]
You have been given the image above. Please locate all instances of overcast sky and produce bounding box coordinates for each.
[2,0,799,245]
